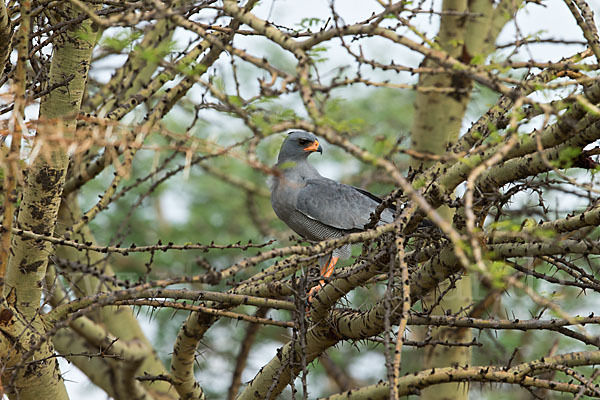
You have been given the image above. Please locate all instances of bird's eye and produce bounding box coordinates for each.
[298,139,310,145]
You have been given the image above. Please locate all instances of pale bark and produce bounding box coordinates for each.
[409,0,521,398]
[0,0,11,71]
[410,1,471,398]
[0,2,100,399]
[54,195,177,399]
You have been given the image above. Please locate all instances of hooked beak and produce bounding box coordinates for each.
[303,140,323,154]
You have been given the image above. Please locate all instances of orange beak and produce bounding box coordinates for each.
[303,140,323,153]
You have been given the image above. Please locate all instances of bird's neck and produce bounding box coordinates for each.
[276,158,320,179]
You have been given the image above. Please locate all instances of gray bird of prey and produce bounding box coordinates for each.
[270,131,394,294]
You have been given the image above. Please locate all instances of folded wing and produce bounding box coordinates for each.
[295,178,394,231]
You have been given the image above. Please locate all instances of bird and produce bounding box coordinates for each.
[269,131,395,297]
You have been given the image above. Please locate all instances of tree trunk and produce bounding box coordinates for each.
[409,0,518,398]
[0,2,99,398]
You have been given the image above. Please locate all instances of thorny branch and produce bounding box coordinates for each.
[0,0,599,399]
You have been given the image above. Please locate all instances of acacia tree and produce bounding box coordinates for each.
[0,0,600,399]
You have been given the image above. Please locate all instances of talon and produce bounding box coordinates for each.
[307,256,339,302]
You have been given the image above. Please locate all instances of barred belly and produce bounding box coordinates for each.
[287,211,351,259]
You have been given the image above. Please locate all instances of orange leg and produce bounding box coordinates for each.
[308,256,339,301]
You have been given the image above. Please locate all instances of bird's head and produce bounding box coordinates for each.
[277,131,323,164]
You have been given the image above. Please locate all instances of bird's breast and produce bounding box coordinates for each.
[270,175,304,220]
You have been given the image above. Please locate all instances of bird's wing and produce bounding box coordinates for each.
[295,178,393,231]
